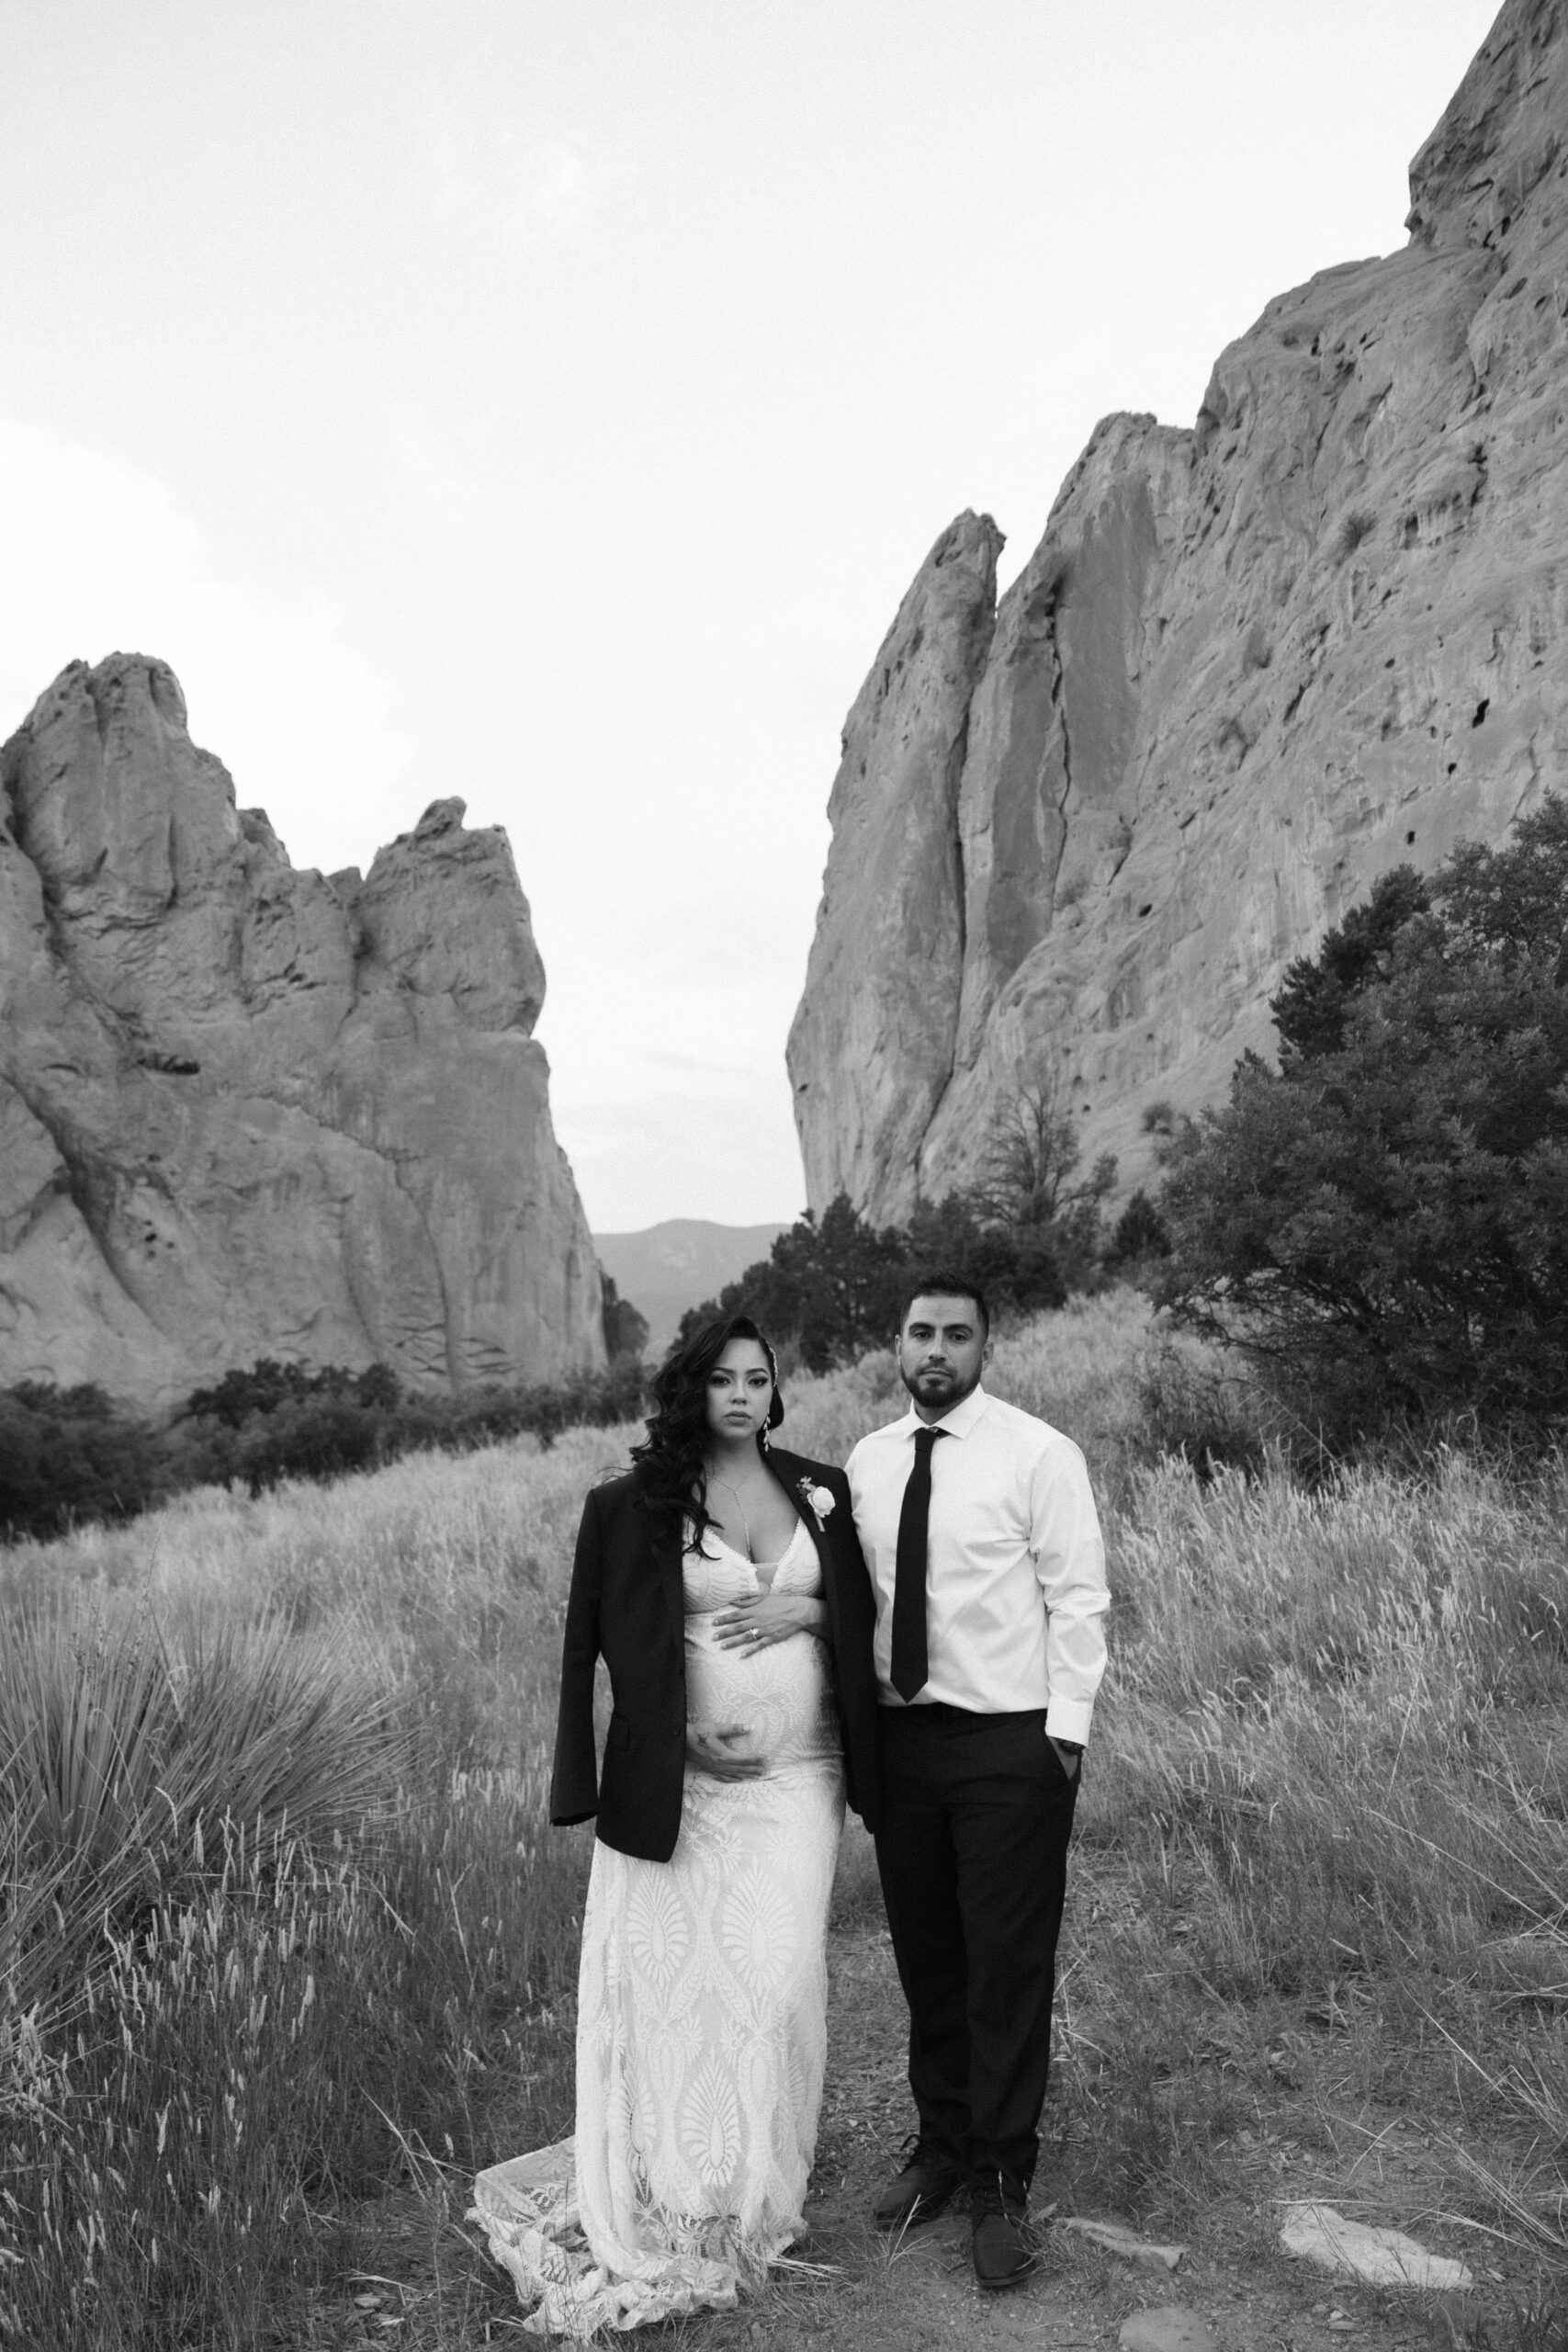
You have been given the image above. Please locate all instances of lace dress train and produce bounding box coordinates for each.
[472,1517,845,2335]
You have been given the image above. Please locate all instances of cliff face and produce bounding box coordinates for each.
[790,0,1568,1223]
[0,654,604,1408]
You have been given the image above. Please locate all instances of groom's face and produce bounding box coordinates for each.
[897,1295,990,1416]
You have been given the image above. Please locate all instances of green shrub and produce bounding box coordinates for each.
[906,1191,1067,1316]
[1104,1187,1171,1273]
[186,1356,402,1428]
[600,1273,649,1362]
[969,1075,1117,1286]
[0,1384,162,1541]
[1269,865,1431,1057]
[677,1193,910,1369]
[211,1357,649,1491]
[0,1357,651,1544]
[1158,797,1568,1447]
[1134,1336,1269,1478]
[233,1392,392,1492]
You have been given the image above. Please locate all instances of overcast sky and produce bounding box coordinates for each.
[0,0,1500,1232]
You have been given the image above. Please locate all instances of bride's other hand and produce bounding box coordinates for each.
[685,1722,766,1779]
[713,1591,827,1649]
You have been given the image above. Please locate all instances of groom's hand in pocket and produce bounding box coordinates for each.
[685,1722,766,1780]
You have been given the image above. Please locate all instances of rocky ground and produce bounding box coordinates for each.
[739,1928,1502,2352]
[326,1903,1549,2350]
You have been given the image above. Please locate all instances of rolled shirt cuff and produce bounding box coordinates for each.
[1044,1698,1094,1747]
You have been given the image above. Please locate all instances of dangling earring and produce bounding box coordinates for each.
[758,1423,772,1453]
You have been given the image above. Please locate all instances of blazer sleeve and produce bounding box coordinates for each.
[549,1485,605,1826]
[811,1462,882,1829]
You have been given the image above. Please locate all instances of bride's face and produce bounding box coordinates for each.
[705,1338,774,1445]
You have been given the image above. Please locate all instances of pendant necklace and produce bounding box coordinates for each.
[711,1470,757,1560]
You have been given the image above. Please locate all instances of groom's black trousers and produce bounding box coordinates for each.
[874,1702,1078,2199]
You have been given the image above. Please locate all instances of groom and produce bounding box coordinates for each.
[845,1273,1109,2290]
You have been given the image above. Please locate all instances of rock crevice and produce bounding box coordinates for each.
[785,514,1002,1214]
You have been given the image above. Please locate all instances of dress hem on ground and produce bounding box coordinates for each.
[470,2136,805,2337]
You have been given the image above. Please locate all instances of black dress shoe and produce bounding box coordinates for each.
[871,2135,964,2229]
[969,2174,1039,2290]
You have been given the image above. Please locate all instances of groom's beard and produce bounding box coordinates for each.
[901,1360,981,1410]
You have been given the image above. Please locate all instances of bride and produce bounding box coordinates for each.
[472,1314,881,2335]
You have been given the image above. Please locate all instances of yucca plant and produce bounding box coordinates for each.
[0,1609,170,1883]
[158,1611,408,1849]
[0,1603,405,1867]
[0,1805,157,2046]
[0,1613,173,2038]
[0,1601,408,2052]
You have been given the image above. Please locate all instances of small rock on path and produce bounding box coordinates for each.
[1120,2312,1217,2352]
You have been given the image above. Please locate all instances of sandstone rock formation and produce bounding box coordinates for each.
[0,654,603,1408]
[791,0,1568,1223]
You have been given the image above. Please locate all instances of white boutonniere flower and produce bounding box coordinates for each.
[798,1478,836,1527]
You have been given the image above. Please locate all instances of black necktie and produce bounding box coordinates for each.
[890,1426,946,1702]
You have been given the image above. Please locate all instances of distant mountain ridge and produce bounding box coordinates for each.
[594,1219,789,1356]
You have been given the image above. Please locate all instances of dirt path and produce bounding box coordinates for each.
[337,1901,1518,2348]
[738,1925,1479,2352]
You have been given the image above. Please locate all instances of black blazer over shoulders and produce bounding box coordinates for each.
[549,1443,882,1862]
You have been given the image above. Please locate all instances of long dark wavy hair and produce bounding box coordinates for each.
[630,1314,785,1547]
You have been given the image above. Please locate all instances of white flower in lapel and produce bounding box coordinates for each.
[797,1477,836,1528]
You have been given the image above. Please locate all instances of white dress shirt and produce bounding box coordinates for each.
[846,1384,1110,1745]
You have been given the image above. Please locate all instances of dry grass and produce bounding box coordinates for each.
[2,1290,1564,2344]
[1062,1447,1568,2248]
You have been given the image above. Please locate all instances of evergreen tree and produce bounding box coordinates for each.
[1157,797,1568,1443]
[600,1274,650,1363]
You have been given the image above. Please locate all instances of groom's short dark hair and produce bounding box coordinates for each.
[899,1272,990,1340]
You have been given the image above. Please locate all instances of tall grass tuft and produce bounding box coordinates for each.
[1055,1442,1568,2273]
[9,1824,380,2349]
[0,1623,586,2345]
[0,1762,590,2347]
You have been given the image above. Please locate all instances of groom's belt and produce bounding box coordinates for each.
[877,1700,1047,1726]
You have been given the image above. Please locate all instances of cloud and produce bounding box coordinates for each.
[502,139,599,246]
[426,125,615,250]
[0,416,412,874]
[383,399,481,519]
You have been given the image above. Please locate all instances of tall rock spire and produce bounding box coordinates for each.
[786,513,1001,1220]
[0,652,603,1405]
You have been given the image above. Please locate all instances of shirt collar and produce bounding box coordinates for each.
[894,1382,990,1443]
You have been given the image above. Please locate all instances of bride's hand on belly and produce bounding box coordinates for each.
[685,1722,767,1779]
[713,1592,827,1650]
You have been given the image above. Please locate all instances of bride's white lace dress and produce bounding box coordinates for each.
[472,1515,845,2335]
